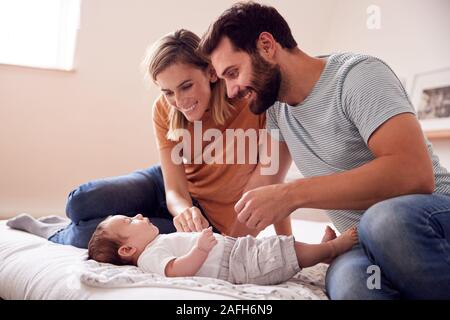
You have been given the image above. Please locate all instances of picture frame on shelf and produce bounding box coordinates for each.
[410,67,450,139]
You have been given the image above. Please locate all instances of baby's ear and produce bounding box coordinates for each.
[118,245,136,258]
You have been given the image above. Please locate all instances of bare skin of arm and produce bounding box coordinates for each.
[164,227,217,277]
[159,147,209,232]
[236,113,435,229]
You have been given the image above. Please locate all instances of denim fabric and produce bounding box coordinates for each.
[49,165,218,248]
[326,193,450,299]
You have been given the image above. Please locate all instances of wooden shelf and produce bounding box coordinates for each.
[426,130,450,140]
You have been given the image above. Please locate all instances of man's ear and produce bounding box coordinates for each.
[256,32,277,61]
[208,66,218,83]
[118,245,137,258]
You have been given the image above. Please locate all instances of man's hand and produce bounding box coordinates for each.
[174,206,209,232]
[195,227,217,253]
[235,183,293,230]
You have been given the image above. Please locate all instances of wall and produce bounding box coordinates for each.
[319,0,450,166]
[1,0,448,219]
[289,0,450,221]
[0,0,334,218]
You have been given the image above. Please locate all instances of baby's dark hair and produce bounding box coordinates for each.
[87,218,129,265]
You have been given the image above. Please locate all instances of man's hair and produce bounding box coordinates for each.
[87,220,129,265]
[200,1,297,55]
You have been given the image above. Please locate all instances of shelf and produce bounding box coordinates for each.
[426,130,450,140]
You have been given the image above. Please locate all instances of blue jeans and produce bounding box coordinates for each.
[49,165,218,248]
[326,193,450,299]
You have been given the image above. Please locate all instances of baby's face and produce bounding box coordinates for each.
[104,214,159,250]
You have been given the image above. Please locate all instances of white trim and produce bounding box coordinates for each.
[0,0,80,71]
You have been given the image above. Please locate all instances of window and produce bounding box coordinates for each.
[0,0,81,71]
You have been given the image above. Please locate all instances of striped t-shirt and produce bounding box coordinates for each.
[267,52,450,232]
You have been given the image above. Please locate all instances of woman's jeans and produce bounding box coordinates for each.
[49,165,217,248]
[326,193,450,299]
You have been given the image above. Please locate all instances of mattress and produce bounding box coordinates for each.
[0,219,329,300]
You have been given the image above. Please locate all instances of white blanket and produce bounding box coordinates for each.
[81,260,328,300]
[0,219,329,300]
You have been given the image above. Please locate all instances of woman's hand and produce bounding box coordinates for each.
[174,206,209,232]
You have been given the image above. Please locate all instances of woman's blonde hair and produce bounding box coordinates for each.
[143,29,233,141]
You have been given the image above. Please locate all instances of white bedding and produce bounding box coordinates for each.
[0,219,330,300]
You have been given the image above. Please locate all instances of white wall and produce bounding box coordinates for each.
[0,0,334,218]
[1,0,448,219]
[290,0,450,221]
[319,0,450,166]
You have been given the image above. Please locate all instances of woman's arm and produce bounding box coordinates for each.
[159,147,192,215]
[159,147,209,232]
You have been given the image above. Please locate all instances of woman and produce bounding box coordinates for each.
[9,30,291,248]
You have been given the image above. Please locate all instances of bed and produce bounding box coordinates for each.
[0,219,330,300]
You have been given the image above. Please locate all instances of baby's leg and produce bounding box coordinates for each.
[7,213,69,239]
[321,226,337,263]
[294,227,358,268]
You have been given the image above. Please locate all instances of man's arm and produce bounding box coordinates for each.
[286,113,434,209]
[236,113,435,229]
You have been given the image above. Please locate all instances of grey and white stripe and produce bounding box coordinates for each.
[267,52,450,232]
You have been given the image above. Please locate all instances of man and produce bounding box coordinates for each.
[199,2,450,299]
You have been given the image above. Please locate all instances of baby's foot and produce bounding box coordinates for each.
[321,226,338,264]
[321,226,337,243]
[326,227,359,263]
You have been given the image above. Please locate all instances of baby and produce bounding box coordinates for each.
[88,214,358,285]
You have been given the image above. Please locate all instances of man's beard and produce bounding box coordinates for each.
[243,53,282,115]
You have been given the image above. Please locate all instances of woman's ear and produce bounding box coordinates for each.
[208,66,218,83]
[118,245,137,258]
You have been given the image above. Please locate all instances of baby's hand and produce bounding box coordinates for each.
[196,227,217,253]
